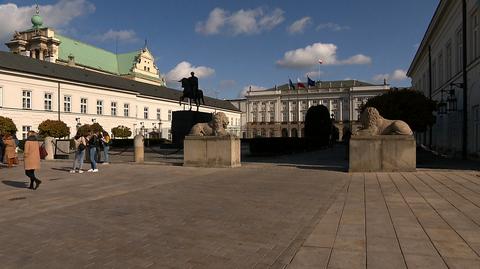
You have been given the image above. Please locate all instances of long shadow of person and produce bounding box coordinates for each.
[2,180,28,188]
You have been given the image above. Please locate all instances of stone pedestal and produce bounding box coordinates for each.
[134,135,144,163]
[184,136,241,168]
[349,135,416,172]
[172,111,212,147]
[44,136,54,160]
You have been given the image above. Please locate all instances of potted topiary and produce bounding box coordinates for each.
[111,125,132,139]
[38,119,70,160]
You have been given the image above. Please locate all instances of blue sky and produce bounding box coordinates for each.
[0,0,439,99]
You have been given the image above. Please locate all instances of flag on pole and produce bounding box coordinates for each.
[297,78,306,89]
[318,59,323,64]
[307,76,315,87]
[289,79,295,90]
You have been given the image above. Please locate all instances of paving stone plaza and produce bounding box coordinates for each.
[0,147,479,268]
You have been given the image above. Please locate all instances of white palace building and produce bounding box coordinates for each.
[0,9,240,140]
[230,80,391,139]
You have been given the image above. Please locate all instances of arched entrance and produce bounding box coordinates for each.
[291,128,298,137]
[281,128,289,137]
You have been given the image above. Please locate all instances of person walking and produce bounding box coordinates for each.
[71,133,87,173]
[101,131,111,165]
[3,134,17,168]
[24,131,41,190]
[87,131,99,172]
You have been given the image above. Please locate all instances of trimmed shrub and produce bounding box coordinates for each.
[111,125,132,138]
[0,116,17,136]
[76,123,104,136]
[38,119,70,138]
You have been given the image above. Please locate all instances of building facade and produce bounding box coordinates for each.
[0,10,240,140]
[231,80,390,138]
[407,0,480,157]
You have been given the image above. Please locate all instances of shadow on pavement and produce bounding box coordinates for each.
[243,144,349,172]
[51,167,72,172]
[416,147,480,171]
[2,180,28,188]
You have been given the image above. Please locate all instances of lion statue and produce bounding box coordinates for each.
[189,112,230,136]
[355,107,413,136]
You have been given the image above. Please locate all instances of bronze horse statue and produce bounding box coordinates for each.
[179,77,205,110]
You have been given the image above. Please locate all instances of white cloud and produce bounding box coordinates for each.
[373,69,408,82]
[96,29,138,43]
[219,80,236,90]
[316,22,350,32]
[196,7,284,35]
[276,42,372,69]
[304,70,323,79]
[165,61,215,82]
[287,17,312,34]
[239,85,267,97]
[0,0,95,43]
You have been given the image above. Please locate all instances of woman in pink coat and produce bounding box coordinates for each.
[24,131,41,190]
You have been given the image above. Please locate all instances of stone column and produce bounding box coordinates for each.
[339,101,343,121]
[134,134,144,163]
[44,136,54,160]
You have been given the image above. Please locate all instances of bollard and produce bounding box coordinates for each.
[134,134,144,163]
[44,136,54,160]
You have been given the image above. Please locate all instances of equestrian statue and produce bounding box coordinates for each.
[179,72,205,111]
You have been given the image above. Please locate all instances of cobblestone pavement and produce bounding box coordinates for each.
[288,171,480,269]
[0,154,347,269]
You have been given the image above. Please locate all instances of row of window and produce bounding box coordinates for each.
[417,10,479,91]
[22,91,173,120]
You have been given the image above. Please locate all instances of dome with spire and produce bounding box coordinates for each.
[31,5,43,29]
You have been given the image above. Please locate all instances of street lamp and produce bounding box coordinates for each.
[75,117,81,130]
[91,118,96,123]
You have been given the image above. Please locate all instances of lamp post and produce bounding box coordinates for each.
[75,117,81,130]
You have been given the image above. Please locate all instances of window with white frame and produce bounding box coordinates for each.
[168,110,172,121]
[44,93,52,111]
[22,126,31,140]
[80,98,87,114]
[64,95,71,112]
[111,102,117,116]
[96,100,103,115]
[456,28,463,73]
[156,108,161,120]
[22,90,31,109]
[446,41,452,79]
[269,111,275,122]
[282,111,288,122]
[144,107,149,119]
[124,103,129,117]
[472,11,479,60]
[437,53,443,86]
[261,112,266,122]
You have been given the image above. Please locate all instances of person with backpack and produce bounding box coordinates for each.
[86,131,99,173]
[101,131,111,165]
[71,133,87,173]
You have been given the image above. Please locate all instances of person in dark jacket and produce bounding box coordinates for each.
[87,131,99,172]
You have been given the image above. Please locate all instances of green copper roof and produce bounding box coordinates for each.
[56,34,144,76]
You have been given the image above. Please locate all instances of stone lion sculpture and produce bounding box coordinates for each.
[189,112,230,136]
[355,107,413,136]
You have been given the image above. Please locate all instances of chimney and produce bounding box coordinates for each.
[67,54,75,67]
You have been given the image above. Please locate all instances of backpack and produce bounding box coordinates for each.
[78,143,86,152]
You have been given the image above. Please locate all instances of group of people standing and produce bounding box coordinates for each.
[71,131,111,173]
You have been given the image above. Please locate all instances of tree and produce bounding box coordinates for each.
[0,116,17,136]
[111,125,132,139]
[38,119,70,138]
[363,89,436,132]
[304,105,332,147]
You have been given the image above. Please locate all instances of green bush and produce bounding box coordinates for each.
[77,123,104,136]
[111,125,132,138]
[0,116,17,136]
[38,119,70,138]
